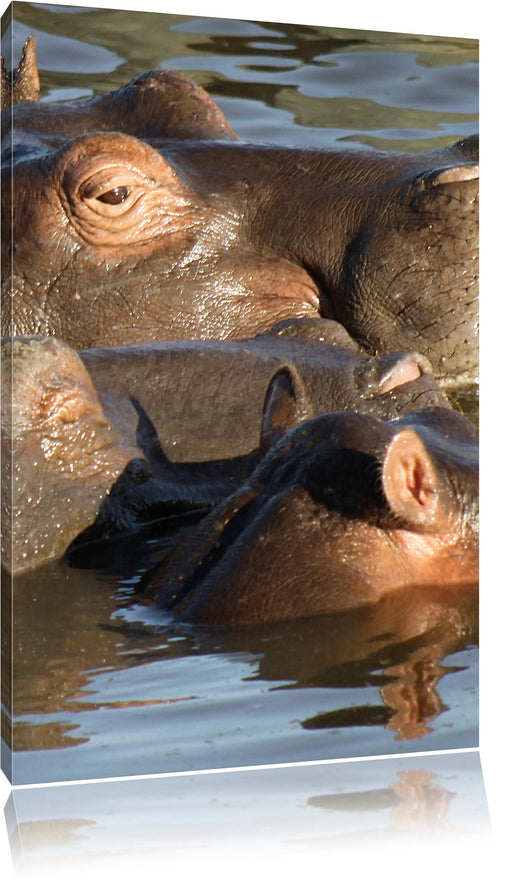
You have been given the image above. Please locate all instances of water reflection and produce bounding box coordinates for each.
[7,544,478,780]
[7,4,478,150]
[4,751,489,877]
[210,581,478,742]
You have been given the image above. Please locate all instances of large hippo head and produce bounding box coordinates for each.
[1,40,478,383]
[149,381,478,625]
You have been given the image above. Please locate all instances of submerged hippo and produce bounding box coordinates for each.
[1,336,210,573]
[148,388,478,625]
[80,318,448,473]
[1,40,478,384]
[1,321,448,572]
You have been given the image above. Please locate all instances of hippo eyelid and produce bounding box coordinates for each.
[95,186,130,205]
[73,162,151,203]
[78,179,131,201]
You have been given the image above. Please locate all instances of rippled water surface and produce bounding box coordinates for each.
[1,3,479,785]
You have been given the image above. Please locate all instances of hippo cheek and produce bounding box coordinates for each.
[3,334,130,489]
[338,168,478,381]
[6,336,112,441]
[3,133,207,344]
[342,224,478,373]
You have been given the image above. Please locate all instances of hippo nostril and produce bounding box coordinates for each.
[429,163,479,186]
[378,354,422,393]
[356,352,434,396]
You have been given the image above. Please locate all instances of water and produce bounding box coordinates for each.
[1,3,479,786]
[6,752,490,873]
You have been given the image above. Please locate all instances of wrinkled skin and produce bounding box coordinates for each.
[1,336,210,573]
[1,40,478,383]
[1,320,448,572]
[81,317,448,473]
[148,394,478,625]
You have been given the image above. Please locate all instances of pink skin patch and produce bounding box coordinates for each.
[379,354,424,394]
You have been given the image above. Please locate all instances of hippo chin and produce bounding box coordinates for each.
[148,386,478,625]
[1,39,478,384]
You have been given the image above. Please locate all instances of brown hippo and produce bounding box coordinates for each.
[148,382,478,625]
[1,335,208,573]
[80,317,448,474]
[2,322,447,573]
[1,40,478,384]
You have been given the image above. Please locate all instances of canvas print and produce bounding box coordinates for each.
[1,2,479,786]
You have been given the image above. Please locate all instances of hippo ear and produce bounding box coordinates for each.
[260,366,309,455]
[381,428,446,532]
[1,36,40,110]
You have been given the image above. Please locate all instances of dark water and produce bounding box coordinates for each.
[1,3,479,785]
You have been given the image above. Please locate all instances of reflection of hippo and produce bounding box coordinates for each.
[1,40,478,383]
[149,387,478,625]
[2,323,446,572]
[168,576,477,739]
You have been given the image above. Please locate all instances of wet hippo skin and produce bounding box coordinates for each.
[1,322,448,573]
[1,39,478,384]
[1,336,210,573]
[148,384,478,625]
[79,318,448,470]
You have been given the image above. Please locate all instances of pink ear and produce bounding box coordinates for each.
[382,428,445,531]
[259,366,308,455]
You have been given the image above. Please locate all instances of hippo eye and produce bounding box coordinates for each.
[96,186,130,205]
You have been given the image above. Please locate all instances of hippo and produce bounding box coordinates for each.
[0,34,40,108]
[80,317,448,473]
[1,320,448,572]
[147,385,478,625]
[1,40,478,384]
[1,335,211,573]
